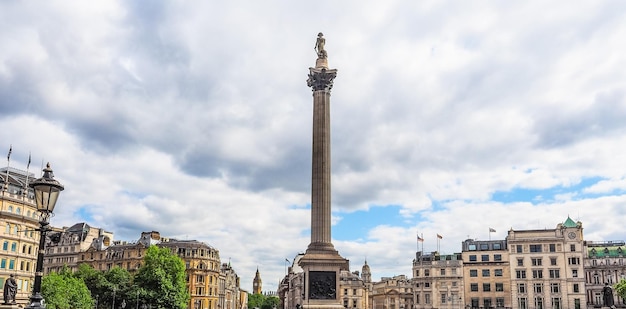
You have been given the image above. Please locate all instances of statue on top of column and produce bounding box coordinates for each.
[314,32,327,59]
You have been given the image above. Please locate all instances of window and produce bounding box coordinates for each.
[496,298,505,308]
[10,243,16,252]
[2,242,7,251]
[483,298,492,309]
[440,269,445,276]
[0,259,5,268]
[441,293,447,304]
[534,283,543,293]
[549,244,556,252]
[532,270,543,279]
[517,258,524,266]
[568,257,580,265]
[471,298,479,309]
[535,297,544,309]
[415,270,419,277]
[8,260,14,270]
[494,254,502,261]
[481,255,489,261]
[573,283,579,293]
[519,297,527,309]
[518,283,526,293]
[574,299,581,309]
[550,283,560,293]
[493,243,501,250]
[531,258,542,266]
[482,269,490,277]
[425,282,430,287]
[517,245,523,253]
[496,283,504,292]
[552,298,561,309]
[425,294,430,304]
[530,244,542,252]
[550,257,557,265]
[469,255,477,262]
[470,270,478,277]
[494,269,503,277]
[468,244,477,250]
[572,269,578,277]
[516,270,526,279]
[470,283,478,292]
[570,244,576,252]
[480,244,489,250]
[483,283,491,292]
[425,269,430,277]
[549,269,560,279]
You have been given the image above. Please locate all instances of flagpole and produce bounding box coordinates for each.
[24,152,31,196]
[5,145,12,192]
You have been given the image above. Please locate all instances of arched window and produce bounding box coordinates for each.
[7,206,12,213]
[2,241,8,251]
[13,225,18,235]
[11,242,16,252]
[22,245,26,254]
[5,224,10,234]
[27,210,31,217]
[15,208,20,215]
[28,246,32,255]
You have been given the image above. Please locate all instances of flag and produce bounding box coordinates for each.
[27,152,31,169]
[489,228,496,233]
[437,234,443,239]
[417,235,424,242]
[7,145,11,161]
[285,258,290,263]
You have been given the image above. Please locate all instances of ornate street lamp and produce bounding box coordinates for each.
[26,163,64,309]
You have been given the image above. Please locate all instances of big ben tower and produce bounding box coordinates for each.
[253,267,262,294]
[297,32,349,309]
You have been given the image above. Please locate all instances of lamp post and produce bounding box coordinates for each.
[26,163,64,309]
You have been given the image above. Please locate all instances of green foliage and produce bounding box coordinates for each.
[74,263,134,309]
[134,245,189,309]
[262,296,280,309]
[616,279,626,300]
[42,269,93,309]
[248,294,280,309]
[248,293,265,309]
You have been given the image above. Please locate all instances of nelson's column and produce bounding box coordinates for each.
[298,32,349,309]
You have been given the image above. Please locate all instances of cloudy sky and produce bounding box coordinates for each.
[2,1,626,292]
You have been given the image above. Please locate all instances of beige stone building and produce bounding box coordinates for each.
[507,217,586,309]
[0,167,41,305]
[461,239,511,309]
[583,240,625,308]
[412,252,464,309]
[70,229,226,309]
[44,222,113,273]
[370,275,413,309]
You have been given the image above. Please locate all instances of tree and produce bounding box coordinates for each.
[248,293,265,309]
[74,263,133,309]
[248,293,280,309]
[262,296,280,309]
[42,268,93,309]
[616,279,626,301]
[134,245,189,309]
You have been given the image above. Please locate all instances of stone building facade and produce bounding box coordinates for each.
[583,240,626,307]
[412,252,464,309]
[0,167,41,305]
[507,217,586,309]
[461,239,511,309]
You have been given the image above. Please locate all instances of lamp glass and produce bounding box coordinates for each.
[33,184,61,213]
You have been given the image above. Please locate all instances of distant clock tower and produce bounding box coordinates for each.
[253,267,262,294]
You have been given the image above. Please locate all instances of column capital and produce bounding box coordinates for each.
[307,68,337,92]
